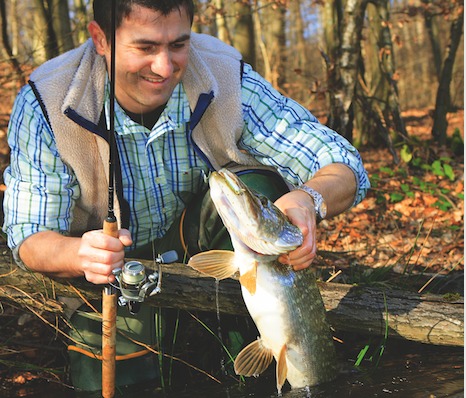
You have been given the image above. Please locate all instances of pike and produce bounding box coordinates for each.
[188,168,337,393]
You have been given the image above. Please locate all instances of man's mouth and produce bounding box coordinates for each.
[141,76,166,84]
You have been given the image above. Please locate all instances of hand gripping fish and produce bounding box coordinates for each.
[188,169,337,393]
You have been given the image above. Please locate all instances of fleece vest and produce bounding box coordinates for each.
[29,33,264,236]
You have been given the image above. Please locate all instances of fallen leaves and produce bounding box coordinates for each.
[316,122,464,289]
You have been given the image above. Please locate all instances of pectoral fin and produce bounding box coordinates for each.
[187,250,238,280]
[239,261,258,295]
[234,338,273,377]
[276,344,288,394]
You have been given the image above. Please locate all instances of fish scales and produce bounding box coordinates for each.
[242,259,337,387]
[188,168,337,393]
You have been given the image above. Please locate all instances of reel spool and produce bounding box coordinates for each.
[112,250,178,314]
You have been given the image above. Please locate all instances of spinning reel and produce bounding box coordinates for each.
[111,250,178,314]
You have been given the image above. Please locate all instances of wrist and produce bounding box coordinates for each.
[293,185,327,221]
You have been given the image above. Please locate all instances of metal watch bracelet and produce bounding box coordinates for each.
[293,185,327,221]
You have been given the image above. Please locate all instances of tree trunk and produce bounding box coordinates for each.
[33,0,59,62]
[0,0,25,86]
[353,0,405,161]
[50,0,74,53]
[213,0,232,45]
[263,1,287,89]
[325,0,368,141]
[421,0,442,79]
[232,0,255,67]
[73,0,89,45]
[432,6,464,145]
[289,0,307,74]
[0,257,462,347]
[252,0,271,80]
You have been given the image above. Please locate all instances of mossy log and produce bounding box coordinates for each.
[0,257,463,347]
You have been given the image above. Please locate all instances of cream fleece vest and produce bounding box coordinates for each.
[29,33,262,236]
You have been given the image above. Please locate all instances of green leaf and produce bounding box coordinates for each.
[412,157,422,167]
[400,144,413,163]
[390,192,404,202]
[355,345,370,367]
[443,163,455,181]
[431,160,445,177]
[376,194,386,204]
[401,183,410,193]
[434,199,452,211]
[380,166,394,176]
[412,176,421,186]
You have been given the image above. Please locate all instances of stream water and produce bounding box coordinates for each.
[17,334,462,398]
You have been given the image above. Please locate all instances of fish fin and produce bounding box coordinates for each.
[276,344,288,394]
[239,261,257,295]
[187,250,238,280]
[234,338,273,377]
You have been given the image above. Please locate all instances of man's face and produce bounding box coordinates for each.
[91,5,191,114]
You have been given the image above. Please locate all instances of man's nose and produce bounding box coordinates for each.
[150,48,174,77]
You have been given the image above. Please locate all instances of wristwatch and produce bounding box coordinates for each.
[294,185,327,221]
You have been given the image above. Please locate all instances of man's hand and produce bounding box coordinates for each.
[79,229,132,284]
[275,189,318,271]
[18,229,133,284]
[273,163,358,271]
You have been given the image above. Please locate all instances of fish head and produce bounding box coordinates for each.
[209,169,303,256]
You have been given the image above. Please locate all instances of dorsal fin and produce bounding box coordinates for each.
[187,250,238,280]
[234,338,273,377]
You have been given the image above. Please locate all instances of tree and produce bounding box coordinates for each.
[50,0,74,53]
[322,0,407,160]
[232,0,256,67]
[0,0,25,85]
[322,0,367,141]
[263,1,287,88]
[213,0,232,45]
[32,0,59,62]
[355,0,407,160]
[73,0,89,45]
[432,3,464,145]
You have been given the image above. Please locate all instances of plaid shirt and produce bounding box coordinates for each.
[3,63,369,252]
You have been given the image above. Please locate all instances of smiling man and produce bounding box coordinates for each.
[3,0,369,391]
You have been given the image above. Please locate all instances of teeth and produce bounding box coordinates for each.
[143,76,164,83]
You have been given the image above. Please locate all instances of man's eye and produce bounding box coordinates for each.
[171,41,188,50]
[139,46,154,53]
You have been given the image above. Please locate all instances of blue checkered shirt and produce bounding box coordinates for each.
[3,63,369,252]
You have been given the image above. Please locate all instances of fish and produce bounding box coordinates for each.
[187,168,337,393]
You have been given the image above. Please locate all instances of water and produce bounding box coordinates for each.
[18,334,462,398]
[156,338,464,398]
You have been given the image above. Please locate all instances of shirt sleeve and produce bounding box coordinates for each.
[2,85,80,250]
[239,63,370,206]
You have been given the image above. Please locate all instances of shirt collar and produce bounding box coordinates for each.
[103,80,191,139]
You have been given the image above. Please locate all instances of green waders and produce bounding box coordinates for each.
[67,169,288,391]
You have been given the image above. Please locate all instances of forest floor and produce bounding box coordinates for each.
[0,67,463,395]
[313,108,464,295]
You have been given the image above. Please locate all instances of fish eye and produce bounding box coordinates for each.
[259,196,269,206]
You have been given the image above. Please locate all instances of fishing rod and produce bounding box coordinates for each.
[101,1,178,395]
[101,0,118,396]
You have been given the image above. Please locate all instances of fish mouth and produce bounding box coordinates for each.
[210,171,258,233]
[209,169,303,255]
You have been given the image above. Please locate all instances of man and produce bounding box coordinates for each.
[3,0,369,390]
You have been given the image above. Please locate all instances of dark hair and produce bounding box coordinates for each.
[93,0,195,39]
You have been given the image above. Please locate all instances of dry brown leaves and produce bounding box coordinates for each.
[315,111,463,293]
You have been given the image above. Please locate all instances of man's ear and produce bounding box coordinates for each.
[88,21,108,55]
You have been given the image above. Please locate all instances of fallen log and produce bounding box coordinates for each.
[0,256,463,347]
